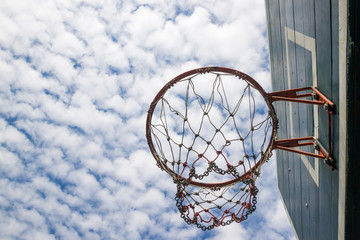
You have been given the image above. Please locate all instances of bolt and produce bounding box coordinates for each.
[324,103,329,111]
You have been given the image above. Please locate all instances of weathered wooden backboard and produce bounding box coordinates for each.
[264,0,360,239]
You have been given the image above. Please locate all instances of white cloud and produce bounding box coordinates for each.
[0,148,23,179]
[208,223,248,240]
[0,0,294,239]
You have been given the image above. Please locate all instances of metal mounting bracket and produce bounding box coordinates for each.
[267,87,336,170]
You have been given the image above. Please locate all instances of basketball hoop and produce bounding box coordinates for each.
[146,66,335,229]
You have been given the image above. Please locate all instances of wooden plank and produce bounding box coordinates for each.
[266,0,292,220]
[271,0,298,236]
[277,0,291,216]
[283,0,303,237]
[337,0,347,238]
[300,0,321,239]
[314,0,337,239]
[293,1,311,239]
[302,1,320,240]
[266,0,287,208]
[293,3,309,240]
[266,0,281,191]
[330,1,340,239]
[302,0,316,164]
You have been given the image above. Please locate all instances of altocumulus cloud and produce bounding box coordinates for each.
[0,0,295,239]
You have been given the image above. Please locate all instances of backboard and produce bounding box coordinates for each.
[265,0,360,239]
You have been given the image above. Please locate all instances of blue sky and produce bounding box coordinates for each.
[0,0,295,239]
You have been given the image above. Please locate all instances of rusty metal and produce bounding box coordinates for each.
[273,136,335,170]
[268,86,336,170]
[267,87,336,113]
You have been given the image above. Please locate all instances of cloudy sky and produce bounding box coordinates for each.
[0,0,295,239]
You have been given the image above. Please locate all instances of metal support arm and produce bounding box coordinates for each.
[267,87,335,113]
[268,87,336,170]
[273,137,335,170]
